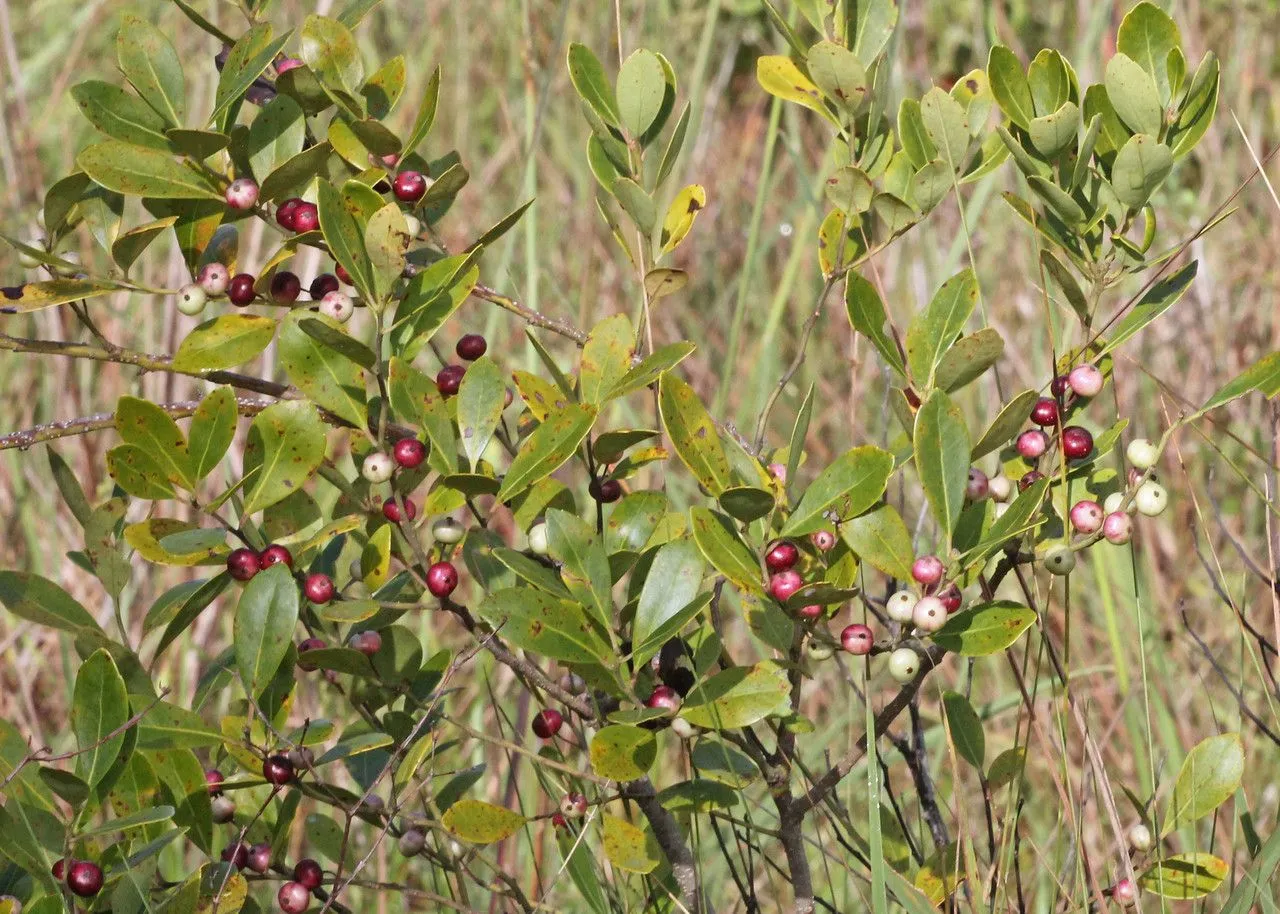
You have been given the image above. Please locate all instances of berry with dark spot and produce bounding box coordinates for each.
[259,544,293,569]
[1069,500,1103,534]
[810,530,836,551]
[228,273,257,306]
[247,842,272,874]
[225,178,260,210]
[426,560,458,598]
[1016,429,1048,459]
[292,203,319,233]
[911,555,944,587]
[393,437,426,468]
[198,262,230,296]
[841,623,873,654]
[278,881,310,913]
[67,861,104,897]
[392,171,427,202]
[227,547,260,582]
[1061,426,1094,460]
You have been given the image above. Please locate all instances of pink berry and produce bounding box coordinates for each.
[796,603,823,621]
[393,437,426,468]
[532,708,563,739]
[198,262,230,295]
[645,685,681,712]
[205,768,225,794]
[1062,426,1094,460]
[426,560,458,598]
[840,623,873,654]
[765,540,799,573]
[1069,500,1103,534]
[276,57,304,74]
[392,171,428,202]
[278,881,310,913]
[810,530,836,551]
[938,584,962,613]
[1112,878,1137,906]
[350,630,382,656]
[911,555,945,587]
[225,178,260,210]
[1102,511,1132,544]
[382,497,417,523]
[768,570,803,602]
[1017,429,1049,459]
[966,467,989,501]
[247,842,272,874]
[1029,397,1059,427]
[303,573,334,605]
[1068,363,1103,398]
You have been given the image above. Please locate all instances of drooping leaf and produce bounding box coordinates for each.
[914,390,970,541]
[233,564,300,701]
[72,649,130,788]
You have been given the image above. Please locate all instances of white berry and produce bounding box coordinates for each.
[911,596,947,633]
[886,590,916,623]
[1103,491,1126,514]
[988,474,1013,502]
[320,290,354,323]
[432,517,465,544]
[1126,438,1159,470]
[1134,480,1168,516]
[176,283,207,316]
[887,647,920,683]
[528,523,549,555]
[1127,823,1152,851]
[362,452,394,484]
[1043,545,1076,575]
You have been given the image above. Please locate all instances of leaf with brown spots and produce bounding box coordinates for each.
[658,374,731,496]
[0,278,124,313]
[241,401,326,516]
[476,587,612,665]
[115,396,195,489]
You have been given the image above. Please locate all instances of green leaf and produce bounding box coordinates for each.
[612,177,656,233]
[848,0,898,66]
[106,445,175,500]
[659,374,732,496]
[942,691,984,768]
[898,98,937,168]
[1169,52,1218,159]
[841,504,914,581]
[300,15,364,107]
[455,356,506,466]
[808,40,868,111]
[233,564,299,700]
[911,160,953,212]
[1202,351,1280,413]
[71,81,173,150]
[365,203,410,301]
[115,396,194,489]
[633,538,706,663]
[657,779,740,812]
[442,800,526,845]
[972,389,1039,459]
[755,56,839,127]
[111,216,178,273]
[914,390,970,541]
[247,95,306,183]
[259,142,333,202]
[1162,733,1244,835]
[1117,1,1182,102]
[602,813,662,874]
[76,142,221,199]
[932,601,1036,656]
[497,403,597,502]
[590,725,657,781]
[477,588,612,664]
[594,429,660,464]
[920,87,969,166]
[117,15,186,126]
[470,198,534,250]
[963,477,1048,567]
[580,314,635,404]
[826,165,875,214]
[846,271,906,375]
[212,24,292,127]
[278,309,368,427]
[987,46,1034,130]
[298,317,376,371]
[1027,49,1072,117]
[609,341,696,400]
[616,49,666,137]
[1220,818,1280,914]
[1102,260,1197,356]
[905,269,978,387]
[1028,101,1079,157]
[389,356,457,474]
[172,314,275,372]
[134,700,220,749]
[0,570,103,636]
[402,66,441,157]
[544,510,613,636]
[1140,853,1228,899]
[1041,250,1089,324]
[568,43,621,128]
[935,328,1004,393]
[1110,134,1173,209]
[690,508,764,595]
[689,739,760,787]
[680,662,790,730]
[242,401,328,515]
[783,445,894,537]
[317,180,376,303]
[718,486,775,523]
[73,649,130,788]
[1105,53,1163,137]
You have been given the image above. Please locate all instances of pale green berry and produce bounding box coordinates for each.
[528,523,549,555]
[362,452,394,483]
[911,596,947,633]
[176,283,208,316]
[1043,544,1076,575]
[1134,480,1168,516]
[806,641,834,662]
[887,647,920,683]
[1126,438,1159,470]
[1103,491,1126,514]
[403,214,422,237]
[432,517,465,544]
[670,717,696,740]
[1127,823,1152,851]
[886,590,916,623]
[988,474,1013,502]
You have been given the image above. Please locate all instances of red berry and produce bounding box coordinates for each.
[1016,429,1049,460]
[297,638,326,670]
[393,437,426,468]
[270,271,302,303]
[259,544,293,570]
[350,630,382,656]
[293,858,323,890]
[221,842,249,870]
[532,708,563,739]
[262,754,294,786]
[227,547,260,581]
[937,584,963,614]
[303,573,334,605]
[392,170,427,202]
[334,263,352,285]
[551,812,568,829]
[247,842,272,874]
[841,623,873,654]
[225,178,259,210]
[426,560,458,598]
[67,861,103,897]
[1030,397,1059,427]
[456,333,488,360]
[911,555,945,587]
[1018,470,1045,491]
[276,198,302,231]
[1070,500,1103,534]
[278,881,311,914]
[382,496,417,523]
[796,603,823,621]
[645,685,681,712]
[228,273,257,306]
[436,364,465,396]
[51,858,66,880]
[1049,375,1070,399]
[1061,426,1094,460]
[276,57,304,74]
[764,540,800,573]
[309,273,340,300]
[589,478,622,503]
[292,203,319,233]
[205,768,225,795]
[768,570,803,602]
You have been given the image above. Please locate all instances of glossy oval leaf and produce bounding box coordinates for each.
[1162,733,1243,836]
[679,661,790,730]
[914,390,970,541]
[233,564,299,700]
[497,403,597,503]
[172,314,276,373]
[476,588,611,665]
[590,725,657,781]
[242,401,328,516]
[931,601,1036,656]
[782,445,893,537]
[443,799,526,845]
[72,649,129,788]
